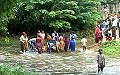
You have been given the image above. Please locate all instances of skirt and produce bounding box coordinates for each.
[36,43,42,54]
[112,26,116,37]
[70,40,76,52]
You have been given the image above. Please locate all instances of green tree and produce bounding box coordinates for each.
[7,0,103,34]
[1,0,112,35]
[0,0,17,36]
[0,0,29,36]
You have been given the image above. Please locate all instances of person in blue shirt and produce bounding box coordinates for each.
[103,19,109,31]
[70,31,77,52]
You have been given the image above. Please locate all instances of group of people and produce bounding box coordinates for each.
[19,30,78,54]
[19,11,120,74]
[95,11,120,44]
[95,11,120,73]
[19,30,105,74]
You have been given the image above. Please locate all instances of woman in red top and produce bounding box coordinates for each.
[95,25,100,43]
[36,35,42,54]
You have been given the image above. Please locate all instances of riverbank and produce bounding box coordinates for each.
[0,64,39,75]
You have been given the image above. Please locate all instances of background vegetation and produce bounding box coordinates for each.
[102,41,120,56]
[0,0,109,35]
[1,0,119,36]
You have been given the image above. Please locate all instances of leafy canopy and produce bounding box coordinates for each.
[0,0,107,35]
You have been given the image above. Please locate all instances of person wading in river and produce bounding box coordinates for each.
[81,36,87,52]
[97,49,105,73]
[36,35,42,54]
[70,31,77,52]
[19,32,28,53]
[64,34,69,52]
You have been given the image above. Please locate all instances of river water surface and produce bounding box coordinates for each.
[0,46,120,75]
[0,38,120,75]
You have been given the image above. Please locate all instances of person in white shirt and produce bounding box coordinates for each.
[19,32,28,53]
[81,36,87,51]
[112,11,120,39]
[37,30,41,37]
[52,30,58,40]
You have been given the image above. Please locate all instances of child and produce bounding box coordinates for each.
[81,36,87,51]
[36,35,42,54]
[106,33,112,41]
[97,49,105,73]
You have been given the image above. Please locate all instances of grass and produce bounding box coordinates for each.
[102,40,120,56]
[0,36,19,47]
[0,64,39,75]
[0,36,20,54]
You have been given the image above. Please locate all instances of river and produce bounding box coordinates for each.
[0,46,120,75]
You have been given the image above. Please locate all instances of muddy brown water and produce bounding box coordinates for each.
[0,38,120,75]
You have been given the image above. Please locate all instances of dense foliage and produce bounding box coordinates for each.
[0,0,103,35]
[0,0,28,36]
[0,0,16,36]
[0,0,117,35]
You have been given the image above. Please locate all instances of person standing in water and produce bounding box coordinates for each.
[64,35,69,52]
[97,49,105,73]
[19,32,28,53]
[70,31,77,52]
[36,35,42,54]
[81,36,87,51]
